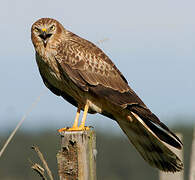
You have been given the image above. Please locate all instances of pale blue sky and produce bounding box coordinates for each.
[0,0,194,131]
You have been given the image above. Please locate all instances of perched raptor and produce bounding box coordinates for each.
[31,18,183,172]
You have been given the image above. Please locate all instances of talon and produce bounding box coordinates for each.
[58,126,90,132]
[58,127,69,132]
[58,102,90,132]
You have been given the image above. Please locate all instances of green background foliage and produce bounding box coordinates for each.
[0,123,193,180]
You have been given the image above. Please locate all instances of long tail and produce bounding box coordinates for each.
[117,108,183,172]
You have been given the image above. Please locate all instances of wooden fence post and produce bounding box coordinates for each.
[57,129,97,180]
[159,133,183,180]
[189,126,195,180]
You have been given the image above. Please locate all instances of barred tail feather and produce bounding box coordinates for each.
[117,112,183,172]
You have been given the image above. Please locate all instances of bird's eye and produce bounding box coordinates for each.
[34,27,39,32]
[50,25,55,31]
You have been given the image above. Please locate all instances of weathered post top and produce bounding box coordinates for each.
[57,129,96,180]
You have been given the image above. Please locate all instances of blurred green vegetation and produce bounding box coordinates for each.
[0,123,193,180]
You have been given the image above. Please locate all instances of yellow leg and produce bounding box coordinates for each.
[58,103,90,132]
[79,103,89,129]
[72,106,81,128]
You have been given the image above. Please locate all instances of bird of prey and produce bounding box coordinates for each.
[31,18,183,172]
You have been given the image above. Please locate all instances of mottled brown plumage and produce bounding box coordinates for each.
[31,18,183,172]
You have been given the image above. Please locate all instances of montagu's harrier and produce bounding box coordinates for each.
[31,18,183,172]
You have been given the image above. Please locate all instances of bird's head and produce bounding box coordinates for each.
[31,18,64,50]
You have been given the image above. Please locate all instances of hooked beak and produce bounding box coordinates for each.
[41,31,47,40]
[39,29,52,47]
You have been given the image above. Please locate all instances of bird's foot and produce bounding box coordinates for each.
[58,126,90,132]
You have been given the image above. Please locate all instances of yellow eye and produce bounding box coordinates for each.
[50,25,55,31]
[34,27,39,32]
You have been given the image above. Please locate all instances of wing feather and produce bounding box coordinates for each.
[54,32,146,109]
[117,113,183,172]
[129,105,183,148]
[55,32,129,92]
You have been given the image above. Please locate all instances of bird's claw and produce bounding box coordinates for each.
[58,126,90,132]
